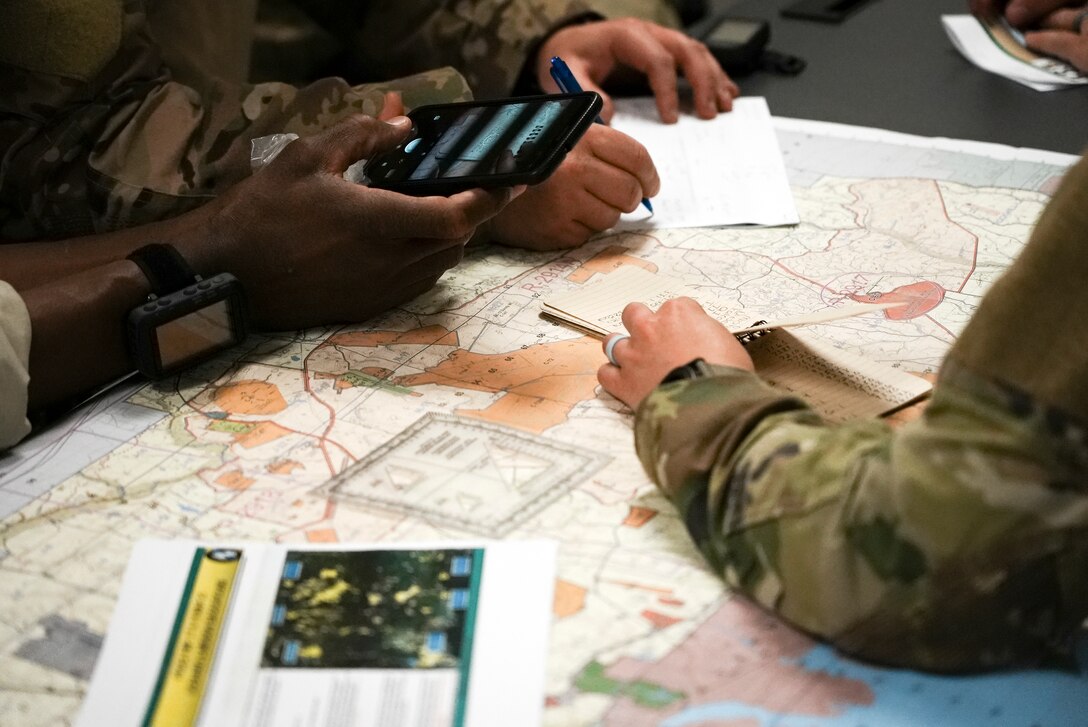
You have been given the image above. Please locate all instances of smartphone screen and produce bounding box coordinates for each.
[365,93,600,194]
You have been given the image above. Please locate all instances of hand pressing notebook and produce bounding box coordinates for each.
[541,266,932,423]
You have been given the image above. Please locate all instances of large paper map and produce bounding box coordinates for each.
[2,118,1086,726]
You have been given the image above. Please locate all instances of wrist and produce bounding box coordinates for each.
[25,260,151,415]
[167,197,233,279]
[660,358,715,385]
[125,243,248,378]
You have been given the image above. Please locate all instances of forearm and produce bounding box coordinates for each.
[23,260,150,415]
[635,365,1088,671]
[0,203,217,291]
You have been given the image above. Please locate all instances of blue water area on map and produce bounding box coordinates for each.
[661,640,1088,726]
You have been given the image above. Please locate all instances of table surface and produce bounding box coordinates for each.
[712,0,1087,154]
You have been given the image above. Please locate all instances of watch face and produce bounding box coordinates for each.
[154,299,235,369]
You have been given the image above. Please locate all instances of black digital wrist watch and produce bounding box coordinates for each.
[660,357,715,385]
[126,244,247,378]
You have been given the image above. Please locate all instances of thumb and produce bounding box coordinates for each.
[377,91,406,121]
[310,114,413,173]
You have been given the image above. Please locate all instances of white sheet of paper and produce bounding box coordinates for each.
[79,539,557,727]
[942,15,1087,91]
[610,97,800,229]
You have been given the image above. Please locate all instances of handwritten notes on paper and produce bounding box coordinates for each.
[611,97,800,229]
[746,331,931,422]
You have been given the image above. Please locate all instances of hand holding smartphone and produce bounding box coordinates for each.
[364,92,602,196]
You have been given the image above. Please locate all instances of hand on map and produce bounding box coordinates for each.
[193,114,521,329]
[487,124,660,250]
[970,0,1088,72]
[536,18,740,124]
[597,297,754,409]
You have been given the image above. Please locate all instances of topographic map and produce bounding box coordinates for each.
[2,118,1086,726]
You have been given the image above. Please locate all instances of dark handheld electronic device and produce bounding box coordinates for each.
[690,15,771,75]
[364,92,602,196]
[127,244,247,378]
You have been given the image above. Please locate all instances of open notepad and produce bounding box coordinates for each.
[542,267,932,423]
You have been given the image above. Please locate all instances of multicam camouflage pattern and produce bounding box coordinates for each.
[634,154,1088,673]
[1,0,590,241]
[288,0,679,98]
[0,0,680,242]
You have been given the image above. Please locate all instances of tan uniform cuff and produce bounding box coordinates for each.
[0,282,32,449]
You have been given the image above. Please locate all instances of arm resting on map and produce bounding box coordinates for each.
[3,117,519,430]
[0,116,515,329]
[632,153,1088,672]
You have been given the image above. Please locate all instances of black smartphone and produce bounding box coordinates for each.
[364,92,602,196]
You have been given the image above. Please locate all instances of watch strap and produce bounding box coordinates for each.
[660,357,713,385]
[127,244,198,296]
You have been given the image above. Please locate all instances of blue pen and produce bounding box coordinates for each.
[550,56,654,215]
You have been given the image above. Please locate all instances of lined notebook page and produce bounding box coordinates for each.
[543,267,687,336]
[747,330,932,422]
[542,266,899,337]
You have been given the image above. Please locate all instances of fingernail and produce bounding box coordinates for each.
[387,116,411,129]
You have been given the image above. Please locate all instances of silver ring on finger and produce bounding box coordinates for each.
[604,334,630,367]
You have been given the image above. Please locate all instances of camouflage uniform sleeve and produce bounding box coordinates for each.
[634,153,1088,672]
[302,1,680,99]
[0,0,472,240]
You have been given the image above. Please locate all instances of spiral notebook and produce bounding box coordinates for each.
[541,267,932,422]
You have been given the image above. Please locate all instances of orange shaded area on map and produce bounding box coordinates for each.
[642,609,682,629]
[235,421,291,449]
[327,325,459,348]
[566,246,658,284]
[554,580,588,619]
[216,470,255,491]
[268,459,303,475]
[214,380,287,416]
[852,281,945,320]
[623,506,659,528]
[306,528,338,543]
[399,336,602,433]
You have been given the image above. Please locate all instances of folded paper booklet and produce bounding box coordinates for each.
[542,267,932,422]
[79,540,556,727]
